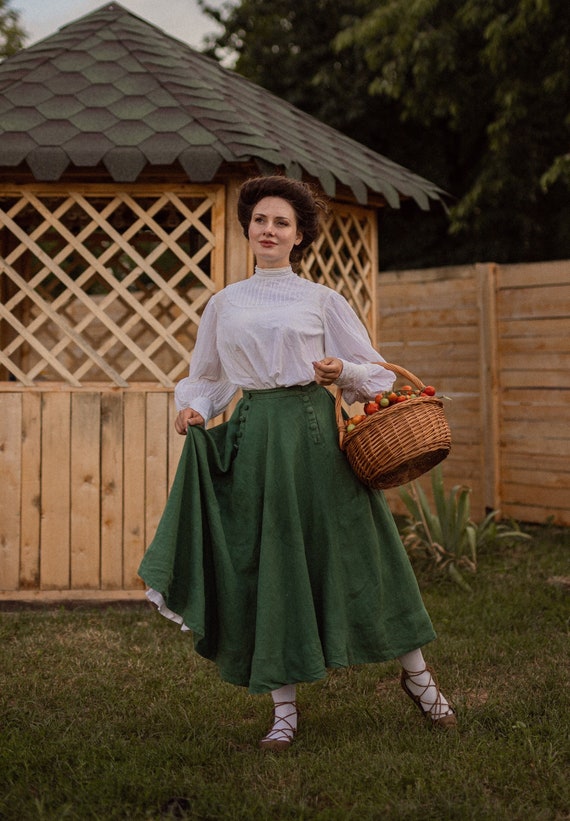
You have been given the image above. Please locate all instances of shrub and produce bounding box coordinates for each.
[398,465,530,589]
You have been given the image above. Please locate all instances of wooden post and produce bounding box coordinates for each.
[369,209,379,346]
[224,175,252,285]
[477,262,501,513]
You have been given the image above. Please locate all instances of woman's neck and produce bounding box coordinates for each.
[254,265,295,278]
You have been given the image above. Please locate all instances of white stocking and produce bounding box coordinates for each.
[260,684,297,744]
[398,649,453,719]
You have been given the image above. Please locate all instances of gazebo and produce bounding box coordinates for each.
[0,2,446,598]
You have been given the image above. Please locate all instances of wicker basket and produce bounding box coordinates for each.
[335,362,451,490]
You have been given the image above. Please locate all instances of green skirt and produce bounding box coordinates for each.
[138,383,436,694]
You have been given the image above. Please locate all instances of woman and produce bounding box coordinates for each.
[138,175,457,750]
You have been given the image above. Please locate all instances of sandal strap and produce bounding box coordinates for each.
[401,665,456,723]
[261,701,297,743]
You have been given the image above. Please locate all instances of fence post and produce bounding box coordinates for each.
[477,262,501,513]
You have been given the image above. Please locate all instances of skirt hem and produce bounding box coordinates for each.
[145,588,192,633]
[144,588,436,694]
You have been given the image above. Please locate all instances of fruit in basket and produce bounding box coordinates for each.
[347,384,441,432]
[367,384,440,408]
[346,413,366,430]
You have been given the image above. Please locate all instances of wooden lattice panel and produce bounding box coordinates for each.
[0,184,225,387]
[301,202,377,341]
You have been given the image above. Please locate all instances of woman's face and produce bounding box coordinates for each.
[248,196,303,269]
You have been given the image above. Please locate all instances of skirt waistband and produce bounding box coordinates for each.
[242,382,321,399]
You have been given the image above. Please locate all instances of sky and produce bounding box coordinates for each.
[13,0,224,50]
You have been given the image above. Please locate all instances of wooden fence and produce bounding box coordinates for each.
[0,386,184,595]
[379,260,570,525]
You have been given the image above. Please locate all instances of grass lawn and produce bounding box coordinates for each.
[1,525,568,820]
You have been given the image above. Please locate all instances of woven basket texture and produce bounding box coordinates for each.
[335,362,451,490]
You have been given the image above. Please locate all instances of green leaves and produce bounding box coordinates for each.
[338,0,570,261]
[0,0,25,59]
[201,0,570,265]
[399,465,530,589]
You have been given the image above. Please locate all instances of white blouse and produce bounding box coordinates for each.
[174,266,395,423]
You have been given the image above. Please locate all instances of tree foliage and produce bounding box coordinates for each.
[201,0,570,267]
[0,0,25,59]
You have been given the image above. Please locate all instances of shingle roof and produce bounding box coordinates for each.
[0,2,446,208]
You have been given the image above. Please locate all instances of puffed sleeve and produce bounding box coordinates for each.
[174,296,239,424]
[322,290,395,404]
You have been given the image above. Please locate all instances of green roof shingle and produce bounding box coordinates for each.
[0,2,446,208]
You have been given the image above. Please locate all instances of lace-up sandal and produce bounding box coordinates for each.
[400,666,457,729]
[259,701,297,751]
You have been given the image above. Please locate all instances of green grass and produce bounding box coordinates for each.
[1,525,569,820]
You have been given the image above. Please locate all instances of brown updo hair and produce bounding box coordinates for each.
[237,175,329,269]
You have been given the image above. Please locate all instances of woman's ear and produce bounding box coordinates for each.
[295,231,303,246]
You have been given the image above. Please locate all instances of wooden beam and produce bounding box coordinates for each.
[477,262,501,513]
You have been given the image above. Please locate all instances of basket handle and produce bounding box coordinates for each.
[335,361,427,449]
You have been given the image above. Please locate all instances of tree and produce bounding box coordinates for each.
[336,0,570,263]
[0,0,25,59]
[200,0,570,267]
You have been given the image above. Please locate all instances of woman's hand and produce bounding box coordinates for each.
[175,407,205,435]
[312,357,343,386]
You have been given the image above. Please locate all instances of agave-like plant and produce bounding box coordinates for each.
[399,465,530,589]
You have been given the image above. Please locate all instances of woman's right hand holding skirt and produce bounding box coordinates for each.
[175,407,205,435]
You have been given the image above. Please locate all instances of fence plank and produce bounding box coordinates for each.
[379,325,477,345]
[500,370,569,389]
[20,392,41,589]
[500,501,565,524]
[502,416,568,442]
[502,482,569,516]
[101,392,124,589]
[501,393,567,422]
[70,393,101,589]
[477,263,501,512]
[0,393,21,590]
[145,392,168,553]
[500,317,568,339]
[123,391,146,589]
[40,392,71,589]
[498,260,570,288]
[498,284,570,319]
[381,305,479,329]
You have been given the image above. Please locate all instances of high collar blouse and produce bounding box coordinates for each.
[174,265,394,423]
